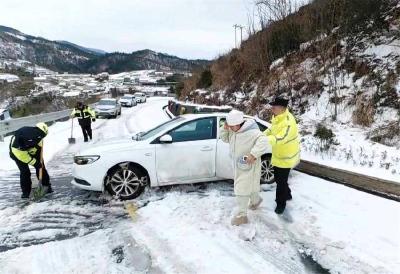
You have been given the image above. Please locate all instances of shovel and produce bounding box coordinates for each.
[68,118,76,144]
[32,146,47,201]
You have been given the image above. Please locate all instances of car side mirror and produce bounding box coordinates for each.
[159,134,173,144]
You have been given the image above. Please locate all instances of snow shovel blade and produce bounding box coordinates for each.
[68,137,76,144]
[32,184,47,201]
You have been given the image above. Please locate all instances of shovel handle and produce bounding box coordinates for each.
[38,143,44,182]
[70,118,74,138]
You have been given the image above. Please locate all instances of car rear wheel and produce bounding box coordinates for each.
[105,164,147,200]
[261,155,275,184]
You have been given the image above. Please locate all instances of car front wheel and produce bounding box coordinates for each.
[260,155,275,184]
[105,164,147,200]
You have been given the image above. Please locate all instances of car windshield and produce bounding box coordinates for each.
[98,100,116,106]
[121,96,132,99]
[134,93,143,96]
[137,117,185,140]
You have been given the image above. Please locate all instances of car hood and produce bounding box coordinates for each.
[77,136,147,155]
[96,105,116,110]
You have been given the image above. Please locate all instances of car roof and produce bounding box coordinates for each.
[99,98,117,101]
[180,113,270,126]
[181,112,252,119]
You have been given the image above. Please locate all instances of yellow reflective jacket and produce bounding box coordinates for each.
[264,109,300,168]
[10,138,43,166]
[71,106,95,120]
[10,125,47,166]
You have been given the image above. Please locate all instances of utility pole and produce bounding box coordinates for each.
[233,24,244,48]
[233,24,238,48]
[238,25,244,45]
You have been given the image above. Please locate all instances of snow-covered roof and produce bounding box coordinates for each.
[63,91,81,97]
[0,73,20,82]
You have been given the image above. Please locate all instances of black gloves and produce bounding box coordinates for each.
[92,118,96,122]
[34,161,42,170]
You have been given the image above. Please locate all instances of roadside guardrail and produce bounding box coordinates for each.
[0,109,72,141]
[296,160,400,202]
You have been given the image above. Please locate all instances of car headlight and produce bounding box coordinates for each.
[74,155,100,165]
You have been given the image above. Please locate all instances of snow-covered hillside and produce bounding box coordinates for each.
[182,2,400,182]
[0,98,399,274]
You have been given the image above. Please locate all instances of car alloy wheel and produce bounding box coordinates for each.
[261,156,275,184]
[106,164,146,200]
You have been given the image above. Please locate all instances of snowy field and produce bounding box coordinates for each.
[0,98,399,274]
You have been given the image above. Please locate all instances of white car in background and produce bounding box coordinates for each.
[134,92,147,103]
[72,113,274,200]
[0,108,11,121]
[95,98,122,118]
[119,95,137,107]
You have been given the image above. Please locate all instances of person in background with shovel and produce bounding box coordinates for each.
[70,101,96,142]
[9,122,52,199]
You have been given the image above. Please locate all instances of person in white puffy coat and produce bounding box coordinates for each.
[220,110,269,225]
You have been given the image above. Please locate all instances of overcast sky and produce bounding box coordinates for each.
[1,0,258,60]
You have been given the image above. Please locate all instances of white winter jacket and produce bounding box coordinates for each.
[220,120,269,196]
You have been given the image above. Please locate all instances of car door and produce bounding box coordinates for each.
[215,117,234,179]
[155,117,217,184]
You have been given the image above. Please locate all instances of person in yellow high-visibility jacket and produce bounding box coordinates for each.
[263,97,300,214]
[71,102,96,142]
[9,122,52,199]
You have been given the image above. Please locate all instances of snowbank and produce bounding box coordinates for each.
[128,172,400,273]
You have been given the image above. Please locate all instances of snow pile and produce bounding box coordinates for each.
[0,73,20,83]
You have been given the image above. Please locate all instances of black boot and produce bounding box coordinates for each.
[46,185,53,194]
[275,203,286,214]
[21,193,30,199]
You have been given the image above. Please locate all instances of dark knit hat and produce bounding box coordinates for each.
[269,97,289,107]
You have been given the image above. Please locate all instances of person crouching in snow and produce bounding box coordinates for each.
[220,110,269,226]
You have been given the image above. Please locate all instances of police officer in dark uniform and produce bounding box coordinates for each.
[71,102,96,142]
[9,122,52,199]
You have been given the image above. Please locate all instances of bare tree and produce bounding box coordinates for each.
[255,0,298,23]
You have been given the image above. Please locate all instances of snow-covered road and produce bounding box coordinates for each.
[0,98,399,274]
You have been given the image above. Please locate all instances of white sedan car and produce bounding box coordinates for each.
[71,114,274,200]
[134,92,147,103]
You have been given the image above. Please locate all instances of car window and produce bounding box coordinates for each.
[219,117,226,127]
[139,117,185,140]
[99,100,116,106]
[168,117,216,142]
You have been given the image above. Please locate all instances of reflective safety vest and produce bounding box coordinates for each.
[264,109,300,168]
[9,126,47,166]
[71,106,95,120]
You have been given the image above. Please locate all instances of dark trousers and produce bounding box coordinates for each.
[80,124,92,141]
[274,166,292,206]
[11,155,50,195]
